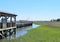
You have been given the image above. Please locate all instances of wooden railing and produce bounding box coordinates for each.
[0,22,16,28]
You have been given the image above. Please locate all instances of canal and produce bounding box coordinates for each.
[0,24,40,42]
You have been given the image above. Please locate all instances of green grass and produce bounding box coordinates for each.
[18,25,60,42]
[34,21,60,28]
[11,22,60,42]
[1,22,60,42]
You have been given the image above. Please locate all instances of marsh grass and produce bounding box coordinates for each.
[18,22,60,42]
[18,25,60,42]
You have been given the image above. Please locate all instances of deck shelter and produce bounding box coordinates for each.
[0,12,17,28]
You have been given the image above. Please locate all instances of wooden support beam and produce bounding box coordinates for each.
[3,30,8,37]
[13,28,16,34]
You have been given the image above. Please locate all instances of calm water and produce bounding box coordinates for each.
[16,24,40,37]
[0,24,40,41]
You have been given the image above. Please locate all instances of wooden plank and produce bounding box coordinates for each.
[0,26,16,31]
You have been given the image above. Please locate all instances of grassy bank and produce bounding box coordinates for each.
[1,21,60,42]
[13,21,60,42]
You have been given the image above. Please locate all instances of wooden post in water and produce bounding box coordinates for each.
[0,31,3,39]
[8,29,12,36]
[13,28,16,34]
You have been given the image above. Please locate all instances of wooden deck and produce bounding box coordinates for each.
[0,27,16,31]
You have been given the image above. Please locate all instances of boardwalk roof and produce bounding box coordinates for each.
[0,11,17,16]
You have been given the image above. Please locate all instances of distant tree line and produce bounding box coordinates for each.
[51,18,60,22]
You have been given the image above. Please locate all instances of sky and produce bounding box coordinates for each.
[0,0,60,21]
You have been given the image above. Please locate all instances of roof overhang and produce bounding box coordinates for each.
[0,11,17,17]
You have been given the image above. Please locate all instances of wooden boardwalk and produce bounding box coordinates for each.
[16,20,33,28]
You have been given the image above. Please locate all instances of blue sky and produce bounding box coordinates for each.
[0,0,60,21]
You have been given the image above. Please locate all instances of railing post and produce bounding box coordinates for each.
[10,16,12,27]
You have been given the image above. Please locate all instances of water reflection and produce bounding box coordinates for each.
[16,24,40,37]
[0,24,40,42]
